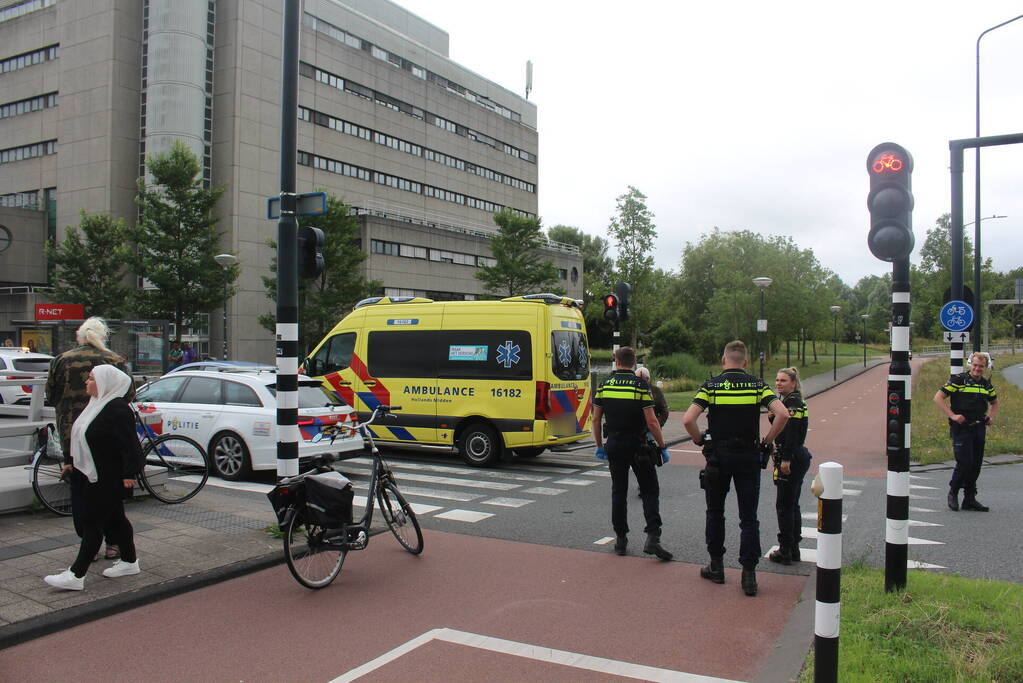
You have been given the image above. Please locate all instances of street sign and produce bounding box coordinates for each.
[939,300,973,332]
[757,319,767,332]
[266,192,328,219]
[943,331,969,344]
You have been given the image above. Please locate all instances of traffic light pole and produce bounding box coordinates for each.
[275,0,300,479]
[884,258,912,592]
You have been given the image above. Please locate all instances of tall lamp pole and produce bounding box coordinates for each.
[214,253,238,360]
[830,306,841,380]
[753,277,773,379]
[975,14,1023,353]
[861,314,870,367]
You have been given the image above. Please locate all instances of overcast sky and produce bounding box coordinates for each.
[396,1,1022,287]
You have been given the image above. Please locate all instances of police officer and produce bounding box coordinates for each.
[682,340,789,596]
[934,352,999,512]
[768,367,812,565]
[591,346,672,560]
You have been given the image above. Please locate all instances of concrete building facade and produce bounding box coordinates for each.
[0,0,581,360]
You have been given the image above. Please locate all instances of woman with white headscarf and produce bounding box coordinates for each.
[44,364,143,591]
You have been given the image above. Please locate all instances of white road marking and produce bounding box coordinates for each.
[907,536,944,546]
[330,628,743,683]
[909,494,936,500]
[909,506,936,513]
[434,509,494,523]
[187,477,273,494]
[841,488,862,496]
[908,519,943,527]
[909,484,939,490]
[907,560,946,570]
[521,486,568,495]
[553,477,595,486]
[595,536,616,545]
[399,485,482,502]
[582,470,612,478]
[482,497,533,508]
[342,458,550,482]
[800,527,818,539]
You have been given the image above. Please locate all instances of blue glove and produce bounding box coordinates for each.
[595,446,607,460]
[660,448,671,464]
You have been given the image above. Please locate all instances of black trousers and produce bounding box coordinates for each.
[606,435,661,536]
[69,470,137,578]
[949,422,986,496]
[774,447,812,551]
[70,472,117,544]
[705,450,762,568]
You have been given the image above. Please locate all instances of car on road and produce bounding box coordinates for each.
[168,360,276,373]
[0,348,53,405]
[133,369,361,480]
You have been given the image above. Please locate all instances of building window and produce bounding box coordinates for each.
[0,44,59,74]
[0,139,56,164]
[0,0,56,25]
[0,190,39,208]
[571,267,579,284]
[0,92,57,119]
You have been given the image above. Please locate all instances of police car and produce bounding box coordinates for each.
[0,348,52,405]
[133,370,361,480]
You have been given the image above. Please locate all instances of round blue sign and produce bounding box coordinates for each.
[939,300,973,332]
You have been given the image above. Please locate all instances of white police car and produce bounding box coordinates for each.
[133,370,361,480]
[0,348,53,405]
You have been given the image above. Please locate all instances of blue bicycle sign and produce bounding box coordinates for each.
[939,300,973,332]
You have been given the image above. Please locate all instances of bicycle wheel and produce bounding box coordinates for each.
[139,435,209,504]
[32,447,73,516]
[284,511,346,589]
[377,481,423,555]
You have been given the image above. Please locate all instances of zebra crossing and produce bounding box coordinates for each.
[764,473,948,570]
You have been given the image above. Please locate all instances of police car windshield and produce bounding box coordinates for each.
[267,382,343,408]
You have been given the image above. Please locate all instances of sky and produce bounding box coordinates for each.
[395,0,1023,287]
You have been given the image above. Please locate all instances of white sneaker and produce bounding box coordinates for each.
[102,559,141,578]
[44,569,85,591]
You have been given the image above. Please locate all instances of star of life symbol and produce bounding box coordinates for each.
[578,342,588,368]
[557,339,572,367]
[496,340,521,368]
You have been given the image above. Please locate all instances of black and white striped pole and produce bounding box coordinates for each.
[275,0,301,478]
[812,461,843,683]
[866,143,914,592]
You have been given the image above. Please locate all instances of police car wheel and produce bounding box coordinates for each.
[513,447,544,458]
[210,431,252,481]
[458,423,502,467]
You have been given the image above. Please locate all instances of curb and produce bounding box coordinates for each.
[0,552,283,651]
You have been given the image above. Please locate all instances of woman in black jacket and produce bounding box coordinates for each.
[768,367,812,565]
[44,364,143,591]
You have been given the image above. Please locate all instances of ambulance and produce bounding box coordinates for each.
[302,293,592,466]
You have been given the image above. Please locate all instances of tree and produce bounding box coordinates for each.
[476,209,560,297]
[259,194,380,355]
[131,141,232,340]
[44,211,134,318]
[546,224,613,340]
[608,186,658,347]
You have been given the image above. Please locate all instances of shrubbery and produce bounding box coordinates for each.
[646,352,708,386]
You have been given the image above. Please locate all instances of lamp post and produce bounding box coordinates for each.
[753,277,773,379]
[830,306,841,380]
[1015,324,1021,355]
[861,314,869,367]
[975,14,1023,353]
[214,253,238,360]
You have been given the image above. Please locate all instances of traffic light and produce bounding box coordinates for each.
[866,142,914,262]
[615,282,631,323]
[602,294,619,323]
[298,226,324,280]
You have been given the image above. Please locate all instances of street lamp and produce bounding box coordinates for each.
[214,253,238,360]
[860,313,870,367]
[830,306,841,381]
[975,13,1022,353]
[1015,324,1021,355]
[753,277,773,379]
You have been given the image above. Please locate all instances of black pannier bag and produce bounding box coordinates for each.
[304,471,355,528]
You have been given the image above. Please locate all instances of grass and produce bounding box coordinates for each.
[911,353,1023,465]
[799,565,1023,682]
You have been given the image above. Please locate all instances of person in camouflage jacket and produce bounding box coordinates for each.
[46,318,134,557]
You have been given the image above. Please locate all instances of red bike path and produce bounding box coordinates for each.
[0,529,806,682]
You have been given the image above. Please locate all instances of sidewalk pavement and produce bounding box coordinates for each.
[0,357,888,677]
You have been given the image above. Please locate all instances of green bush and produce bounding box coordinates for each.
[650,319,694,358]
[647,352,708,383]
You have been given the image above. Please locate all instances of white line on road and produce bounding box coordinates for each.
[481,497,533,508]
[595,536,616,545]
[434,509,494,523]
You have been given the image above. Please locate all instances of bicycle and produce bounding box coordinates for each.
[267,404,423,589]
[31,405,210,514]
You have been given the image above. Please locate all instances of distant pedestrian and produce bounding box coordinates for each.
[168,341,182,369]
[934,352,998,512]
[767,367,812,565]
[592,347,672,560]
[181,342,198,365]
[46,317,132,560]
[636,366,669,428]
[44,365,143,590]
[683,340,789,597]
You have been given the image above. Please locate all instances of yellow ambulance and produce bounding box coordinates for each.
[301,294,592,466]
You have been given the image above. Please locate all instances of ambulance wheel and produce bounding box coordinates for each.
[513,447,544,458]
[458,423,502,467]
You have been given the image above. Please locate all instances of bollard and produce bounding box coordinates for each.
[812,461,843,683]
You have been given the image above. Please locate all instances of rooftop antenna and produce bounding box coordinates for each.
[525,60,533,99]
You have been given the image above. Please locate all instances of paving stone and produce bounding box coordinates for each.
[0,598,50,622]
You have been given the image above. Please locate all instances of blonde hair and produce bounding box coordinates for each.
[76,317,112,352]
[777,366,802,392]
[723,340,747,365]
[636,366,651,381]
